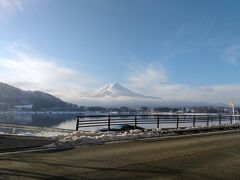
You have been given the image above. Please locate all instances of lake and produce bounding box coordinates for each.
[0,112,79,130]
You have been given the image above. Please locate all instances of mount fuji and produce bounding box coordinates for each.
[81,83,223,107]
[91,83,157,99]
[82,83,223,107]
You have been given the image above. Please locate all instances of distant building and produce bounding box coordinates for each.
[14,104,33,111]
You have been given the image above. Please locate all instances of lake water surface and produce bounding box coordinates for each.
[0,113,78,130]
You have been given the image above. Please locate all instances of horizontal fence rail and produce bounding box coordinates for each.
[76,113,240,131]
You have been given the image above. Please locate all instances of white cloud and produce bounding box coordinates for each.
[0,43,96,103]
[127,62,167,94]
[127,63,240,104]
[224,45,240,64]
[0,0,26,20]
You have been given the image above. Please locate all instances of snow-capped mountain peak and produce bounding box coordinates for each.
[92,83,156,99]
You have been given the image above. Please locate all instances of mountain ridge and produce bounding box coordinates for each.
[0,82,78,111]
[0,82,230,108]
[92,83,158,99]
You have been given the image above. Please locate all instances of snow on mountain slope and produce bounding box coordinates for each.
[92,83,156,99]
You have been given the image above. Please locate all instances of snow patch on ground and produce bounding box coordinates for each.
[46,129,176,147]
[46,123,236,148]
[18,131,70,137]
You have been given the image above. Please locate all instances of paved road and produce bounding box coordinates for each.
[1,131,240,179]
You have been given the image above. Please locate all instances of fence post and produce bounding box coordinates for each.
[108,115,111,131]
[157,116,160,129]
[193,115,196,127]
[12,128,16,134]
[76,117,79,131]
[219,115,221,125]
[207,115,209,126]
[134,115,137,129]
[230,115,232,125]
[176,114,179,129]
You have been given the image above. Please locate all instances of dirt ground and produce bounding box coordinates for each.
[1,131,240,179]
[0,135,54,152]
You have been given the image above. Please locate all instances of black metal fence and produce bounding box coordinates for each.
[76,113,240,131]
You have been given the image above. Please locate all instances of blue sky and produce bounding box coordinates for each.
[1,0,240,104]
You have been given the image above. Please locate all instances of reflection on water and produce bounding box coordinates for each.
[56,119,77,130]
[0,113,78,130]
